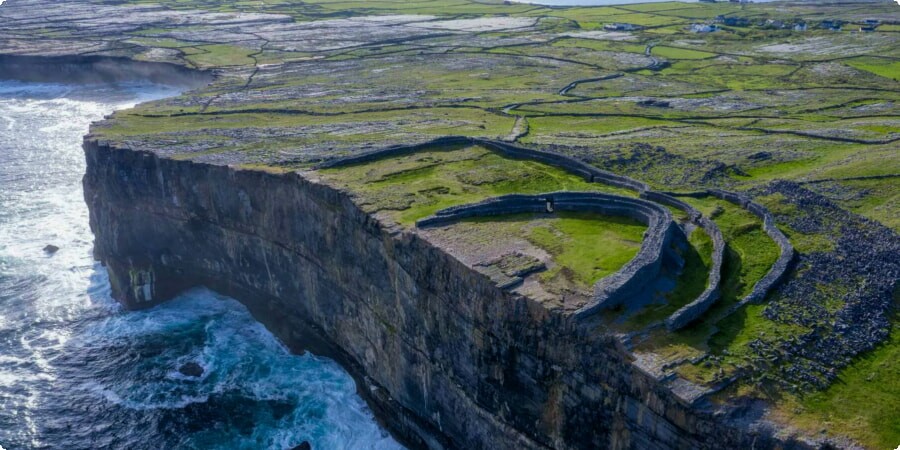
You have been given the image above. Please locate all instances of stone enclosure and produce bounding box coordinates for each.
[322,136,794,332]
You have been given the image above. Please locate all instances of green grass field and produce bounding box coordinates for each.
[457,212,647,293]
[651,45,718,60]
[845,57,900,82]
[525,212,645,289]
[317,144,634,225]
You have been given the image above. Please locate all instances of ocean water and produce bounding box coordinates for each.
[0,81,403,450]
[508,0,777,4]
[508,0,701,4]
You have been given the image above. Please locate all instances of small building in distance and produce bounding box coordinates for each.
[603,23,642,32]
[859,19,879,32]
[689,23,720,33]
[820,19,843,31]
[720,16,751,26]
[793,22,807,31]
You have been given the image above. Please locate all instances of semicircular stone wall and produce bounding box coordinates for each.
[319,136,794,328]
[416,191,683,319]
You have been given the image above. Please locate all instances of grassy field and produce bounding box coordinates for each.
[845,56,900,81]
[317,144,634,225]
[456,212,647,293]
[651,46,717,60]
[184,44,257,68]
[526,211,645,289]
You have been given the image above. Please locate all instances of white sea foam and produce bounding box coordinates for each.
[72,288,403,448]
[0,81,403,449]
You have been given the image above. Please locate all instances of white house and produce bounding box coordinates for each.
[690,24,719,33]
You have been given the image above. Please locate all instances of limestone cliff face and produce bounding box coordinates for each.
[83,139,790,450]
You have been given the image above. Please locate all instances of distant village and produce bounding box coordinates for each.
[603,17,884,34]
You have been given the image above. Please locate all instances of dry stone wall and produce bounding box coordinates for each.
[417,192,682,320]
[319,136,650,192]
[640,191,727,331]
[706,189,797,310]
[322,138,796,330]
[314,136,472,169]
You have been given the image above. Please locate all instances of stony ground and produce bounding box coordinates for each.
[1,0,898,447]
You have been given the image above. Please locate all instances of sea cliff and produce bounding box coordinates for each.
[83,139,795,449]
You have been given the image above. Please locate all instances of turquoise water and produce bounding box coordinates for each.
[0,80,403,450]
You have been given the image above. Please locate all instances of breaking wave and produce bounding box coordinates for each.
[0,80,402,450]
